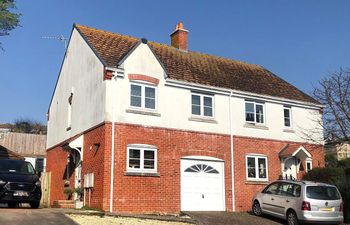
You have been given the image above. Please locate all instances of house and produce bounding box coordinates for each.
[325,141,350,161]
[0,145,24,160]
[0,131,47,172]
[46,23,324,213]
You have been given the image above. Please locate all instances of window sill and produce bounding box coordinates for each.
[66,127,71,131]
[125,109,161,117]
[188,116,217,124]
[244,123,269,130]
[124,171,160,177]
[283,128,295,133]
[245,180,269,185]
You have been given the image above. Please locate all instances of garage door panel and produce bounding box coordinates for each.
[181,159,225,211]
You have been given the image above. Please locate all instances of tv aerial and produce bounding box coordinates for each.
[42,35,68,50]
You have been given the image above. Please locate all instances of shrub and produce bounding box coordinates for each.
[63,187,74,200]
[303,167,350,223]
[325,154,338,168]
[338,158,350,169]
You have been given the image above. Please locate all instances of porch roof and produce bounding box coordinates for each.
[279,144,312,159]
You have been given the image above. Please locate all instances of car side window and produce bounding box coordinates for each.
[263,183,279,195]
[278,183,301,197]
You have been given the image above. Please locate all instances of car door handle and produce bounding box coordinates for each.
[286,200,290,203]
[271,198,274,200]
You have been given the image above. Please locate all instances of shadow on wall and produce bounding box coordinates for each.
[62,154,76,181]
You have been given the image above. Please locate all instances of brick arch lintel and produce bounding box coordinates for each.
[128,74,159,85]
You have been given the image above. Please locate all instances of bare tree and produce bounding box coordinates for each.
[313,68,350,142]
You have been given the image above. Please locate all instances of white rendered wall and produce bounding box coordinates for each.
[106,43,323,143]
[47,28,105,148]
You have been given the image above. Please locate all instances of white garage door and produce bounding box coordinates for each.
[181,157,225,211]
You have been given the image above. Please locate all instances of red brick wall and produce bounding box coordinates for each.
[111,123,232,213]
[233,136,324,211]
[46,146,75,205]
[82,124,110,210]
[47,123,325,213]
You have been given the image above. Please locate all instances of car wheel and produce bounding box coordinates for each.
[287,210,299,225]
[8,203,18,208]
[30,201,40,209]
[252,201,262,216]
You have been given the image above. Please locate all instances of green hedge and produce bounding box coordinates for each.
[303,167,350,223]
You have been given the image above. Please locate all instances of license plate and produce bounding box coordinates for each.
[13,191,28,197]
[319,207,333,212]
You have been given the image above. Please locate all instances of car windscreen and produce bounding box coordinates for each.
[306,186,341,200]
[0,160,35,175]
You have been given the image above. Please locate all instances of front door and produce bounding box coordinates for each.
[283,157,297,180]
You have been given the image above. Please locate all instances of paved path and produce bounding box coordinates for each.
[185,212,285,225]
[0,207,77,225]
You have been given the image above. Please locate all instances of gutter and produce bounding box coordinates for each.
[229,91,235,211]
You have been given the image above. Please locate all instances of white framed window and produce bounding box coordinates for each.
[127,145,157,173]
[245,101,264,124]
[67,92,73,129]
[284,106,292,128]
[306,159,312,172]
[130,83,157,110]
[191,93,214,117]
[246,155,268,181]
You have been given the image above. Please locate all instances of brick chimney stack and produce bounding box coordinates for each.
[170,22,188,51]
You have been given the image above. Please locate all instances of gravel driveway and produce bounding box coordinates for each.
[68,214,193,225]
[184,212,285,225]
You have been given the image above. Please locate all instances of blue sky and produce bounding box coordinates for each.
[0,0,349,124]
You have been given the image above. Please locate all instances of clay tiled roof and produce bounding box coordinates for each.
[279,144,311,158]
[75,24,318,104]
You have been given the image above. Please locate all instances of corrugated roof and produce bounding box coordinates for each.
[75,24,318,104]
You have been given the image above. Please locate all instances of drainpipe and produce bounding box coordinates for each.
[109,69,117,213]
[229,91,235,211]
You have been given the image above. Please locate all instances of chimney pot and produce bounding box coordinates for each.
[170,22,188,51]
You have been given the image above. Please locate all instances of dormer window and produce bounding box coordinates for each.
[130,83,157,110]
[245,101,264,124]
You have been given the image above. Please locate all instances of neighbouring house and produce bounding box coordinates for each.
[0,145,24,160]
[46,23,324,213]
[325,141,350,161]
[0,131,47,172]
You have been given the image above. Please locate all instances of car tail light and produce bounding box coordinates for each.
[302,201,311,211]
[340,201,344,212]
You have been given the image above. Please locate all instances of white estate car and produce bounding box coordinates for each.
[252,180,344,225]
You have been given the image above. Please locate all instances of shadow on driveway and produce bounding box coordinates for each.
[0,206,77,225]
[184,211,286,225]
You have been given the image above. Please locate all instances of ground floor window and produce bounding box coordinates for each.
[127,144,157,173]
[246,154,268,181]
[306,159,312,172]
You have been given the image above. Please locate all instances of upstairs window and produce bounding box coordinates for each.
[130,83,157,110]
[245,101,264,124]
[67,92,73,129]
[284,106,292,127]
[191,93,213,117]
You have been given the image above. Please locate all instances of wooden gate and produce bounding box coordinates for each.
[40,172,51,207]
